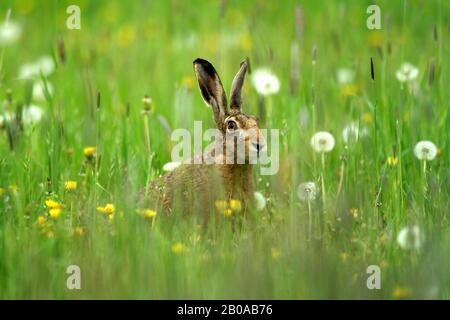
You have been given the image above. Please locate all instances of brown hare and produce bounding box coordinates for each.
[139,58,264,217]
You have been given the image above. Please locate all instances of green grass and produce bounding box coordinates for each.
[0,0,449,299]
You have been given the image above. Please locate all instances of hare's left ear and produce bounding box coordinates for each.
[193,58,228,127]
[229,58,249,111]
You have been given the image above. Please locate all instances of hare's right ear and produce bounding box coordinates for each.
[229,58,249,112]
[193,58,227,127]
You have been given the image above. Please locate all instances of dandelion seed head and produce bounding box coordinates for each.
[18,55,55,79]
[414,140,437,161]
[253,191,266,211]
[252,68,280,96]
[396,63,419,83]
[336,68,355,85]
[342,123,366,145]
[0,20,22,45]
[297,181,318,202]
[36,55,55,76]
[397,225,424,250]
[310,131,335,153]
[21,105,44,126]
[32,80,53,102]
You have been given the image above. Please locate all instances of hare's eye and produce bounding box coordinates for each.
[227,120,237,130]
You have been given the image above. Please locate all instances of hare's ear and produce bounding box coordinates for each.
[229,58,249,111]
[193,58,227,126]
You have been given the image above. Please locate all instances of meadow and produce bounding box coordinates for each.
[0,0,449,299]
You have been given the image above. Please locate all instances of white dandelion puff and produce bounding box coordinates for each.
[22,105,44,126]
[162,162,181,172]
[397,225,424,250]
[0,20,22,45]
[18,63,39,79]
[414,140,437,161]
[310,131,335,153]
[297,181,318,202]
[253,191,266,211]
[18,55,55,79]
[35,55,55,76]
[0,112,13,128]
[342,123,367,145]
[336,68,355,85]
[252,68,280,96]
[32,80,54,102]
[396,63,419,83]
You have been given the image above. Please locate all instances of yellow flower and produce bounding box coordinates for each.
[171,242,186,254]
[17,0,35,15]
[362,112,373,124]
[271,248,282,260]
[45,199,62,210]
[380,233,389,244]
[108,213,114,221]
[74,227,84,236]
[36,215,46,227]
[368,31,383,47]
[229,199,242,212]
[215,200,228,212]
[387,156,399,167]
[141,209,157,219]
[0,187,4,196]
[8,185,18,195]
[64,180,77,191]
[340,84,359,96]
[349,208,358,219]
[117,24,136,48]
[239,32,253,51]
[340,252,349,262]
[97,203,115,215]
[223,208,233,217]
[49,208,61,220]
[83,147,96,158]
[215,199,243,217]
[181,76,195,90]
[392,286,412,299]
[101,2,121,24]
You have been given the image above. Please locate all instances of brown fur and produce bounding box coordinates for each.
[138,58,262,217]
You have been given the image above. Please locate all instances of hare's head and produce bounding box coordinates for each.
[193,58,265,163]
